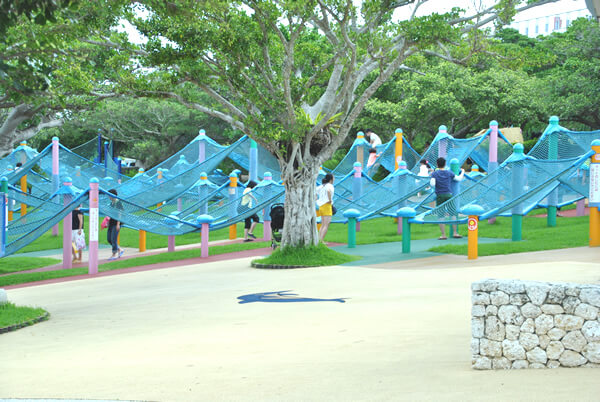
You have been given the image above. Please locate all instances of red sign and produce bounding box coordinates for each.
[468,218,478,231]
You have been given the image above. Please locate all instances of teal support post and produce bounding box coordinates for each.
[547,116,559,227]
[0,177,7,257]
[511,143,525,241]
[343,209,361,248]
[397,207,416,253]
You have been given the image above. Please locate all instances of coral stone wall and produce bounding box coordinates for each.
[471,279,600,369]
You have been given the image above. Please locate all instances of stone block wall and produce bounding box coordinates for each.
[471,279,600,369]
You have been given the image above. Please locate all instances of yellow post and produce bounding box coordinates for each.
[8,210,13,221]
[590,140,600,247]
[394,128,403,170]
[139,230,147,252]
[467,216,479,259]
[229,173,238,240]
[20,174,27,216]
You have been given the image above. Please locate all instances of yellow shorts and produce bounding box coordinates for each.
[318,203,332,217]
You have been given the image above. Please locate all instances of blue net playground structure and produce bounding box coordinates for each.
[412,147,594,225]
[0,116,598,259]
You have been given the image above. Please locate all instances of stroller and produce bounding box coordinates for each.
[269,203,285,249]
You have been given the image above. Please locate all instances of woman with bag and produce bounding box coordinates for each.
[107,189,124,260]
[72,205,86,263]
[316,173,335,243]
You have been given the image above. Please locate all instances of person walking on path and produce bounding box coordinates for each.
[430,157,464,240]
[316,173,335,243]
[240,180,260,242]
[72,205,85,263]
[107,189,124,260]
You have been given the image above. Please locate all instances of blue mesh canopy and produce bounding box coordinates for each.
[412,150,594,225]
[376,137,421,175]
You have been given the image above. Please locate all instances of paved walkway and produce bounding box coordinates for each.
[1,245,599,401]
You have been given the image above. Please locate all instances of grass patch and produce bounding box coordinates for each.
[0,241,271,287]
[427,215,589,256]
[0,257,61,274]
[0,302,48,329]
[253,243,361,267]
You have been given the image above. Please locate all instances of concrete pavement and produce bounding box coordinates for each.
[1,247,599,401]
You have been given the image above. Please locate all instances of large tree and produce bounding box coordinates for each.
[116,0,559,247]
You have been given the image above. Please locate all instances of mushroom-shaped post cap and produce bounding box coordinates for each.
[357,131,364,138]
[52,136,59,142]
[549,116,559,125]
[199,171,207,177]
[104,141,109,145]
[0,176,7,182]
[233,169,241,175]
[157,168,163,172]
[0,177,7,192]
[229,172,238,178]
[20,141,27,146]
[264,171,272,179]
[75,165,81,170]
[196,214,215,224]
[471,164,479,171]
[395,128,403,134]
[343,208,361,219]
[199,129,206,135]
[353,162,362,168]
[513,143,524,154]
[489,120,498,127]
[138,168,144,172]
[179,155,186,160]
[460,204,485,216]
[398,160,408,169]
[396,207,416,218]
[591,139,600,147]
[6,165,13,171]
[438,125,447,132]
[63,177,73,185]
[89,177,99,183]
[450,158,459,166]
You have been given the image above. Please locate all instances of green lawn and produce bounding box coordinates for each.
[253,243,361,267]
[0,302,48,330]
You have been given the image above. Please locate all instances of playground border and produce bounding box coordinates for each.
[0,311,50,334]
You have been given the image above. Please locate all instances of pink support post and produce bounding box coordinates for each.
[576,199,586,216]
[52,137,60,236]
[88,179,99,275]
[62,179,73,269]
[488,121,499,225]
[168,235,175,252]
[201,223,209,257]
[262,172,273,242]
[397,217,403,235]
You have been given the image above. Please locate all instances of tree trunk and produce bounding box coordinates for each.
[280,162,320,248]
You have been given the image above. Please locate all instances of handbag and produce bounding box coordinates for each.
[332,205,337,215]
[75,230,86,250]
[101,216,110,229]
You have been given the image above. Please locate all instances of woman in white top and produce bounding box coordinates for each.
[365,129,382,147]
[316,173,335,243]
[240,180,260,241]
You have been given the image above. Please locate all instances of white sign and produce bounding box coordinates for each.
[468,218,478,231]
[591,164,600,205]
[89,207,99,241]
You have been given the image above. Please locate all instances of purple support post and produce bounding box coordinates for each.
[198,129,206,163]
[437,125,448,159]
[197,214,215,258]
[488,120,499,172]
[52,137,60,236]
[62,178,73,269]
[576,199,586,215]
[88,178,99,274]
[168,235,175,252]
[262,172,272,242]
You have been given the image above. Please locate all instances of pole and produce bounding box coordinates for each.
[139,230,147,252]
[62,178,73,269]
[19,173,27,216]
[96,129,102,163]
[353,162,362,232]
[547,117,559,226]
[356,131,365,166]
[0,177,7,257]
[229,172,238,240]
[88,178,99,274]
[197,215,214,257]
[394,128,403,170]
[249,139,258,182]
[343,209,360,248]
[397,207,416,253]
[262,172,272,242]
[589,139,600,247]
[52,137,60,236]
[198,129,206,164]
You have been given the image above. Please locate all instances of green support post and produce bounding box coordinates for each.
[343,209,361,248]
[397,207,416,254]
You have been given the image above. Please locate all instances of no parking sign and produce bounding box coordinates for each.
[468,217,478,231]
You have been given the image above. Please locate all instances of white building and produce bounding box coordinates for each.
[509,0,591,37]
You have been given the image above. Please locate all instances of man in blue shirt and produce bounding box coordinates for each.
[430,157,464,239]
